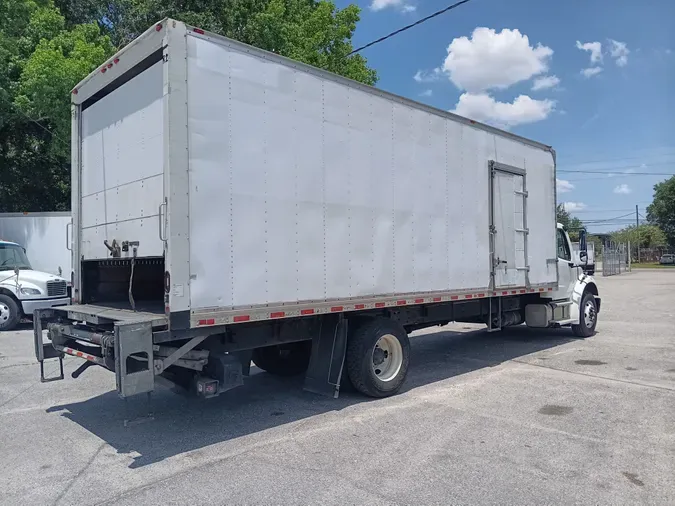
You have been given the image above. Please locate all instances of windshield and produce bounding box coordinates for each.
[0,244,32,271]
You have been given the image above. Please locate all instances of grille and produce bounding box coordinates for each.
[47,280,67,297]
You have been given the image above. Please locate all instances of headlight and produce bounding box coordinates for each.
[20,287,41,295]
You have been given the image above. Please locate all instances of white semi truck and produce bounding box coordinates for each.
[34,19,600,400]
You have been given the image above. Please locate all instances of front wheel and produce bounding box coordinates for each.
[346,318,410,398]
[0,294,21,331]
[572,292,597,338]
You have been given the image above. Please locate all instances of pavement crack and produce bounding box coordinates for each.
[510,359,675,392]
[53,442,106,506]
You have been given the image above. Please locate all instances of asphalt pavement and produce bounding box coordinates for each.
[0,269,673,505]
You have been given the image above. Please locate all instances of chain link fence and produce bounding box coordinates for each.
[601,242,631,276]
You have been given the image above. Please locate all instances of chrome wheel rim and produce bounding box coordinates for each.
[0,303,10,324]
[583,299,596,328]
[371,334,403,382]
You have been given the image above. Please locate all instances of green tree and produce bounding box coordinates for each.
[0,0,113,211]
[0,0,377,212]
[612,224,668,249]
[556,204,584,241]
[647,176,675,248]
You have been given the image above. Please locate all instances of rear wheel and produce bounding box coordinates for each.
[346,318,410,398]
[572,292,597,338]
[0,294,21,331]
[252,341,312,376]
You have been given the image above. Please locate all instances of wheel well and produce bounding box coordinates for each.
[585,282,598,296]
[0,288,23,315]
[583,282,600,312]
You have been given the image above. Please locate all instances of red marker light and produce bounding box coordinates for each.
[193,28,205,35]
[155,23,162,31]
[107,63,113,69]
[113,58,119,64]
[101,67,106,73]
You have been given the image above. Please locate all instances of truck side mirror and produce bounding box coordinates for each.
[578,229,588,264]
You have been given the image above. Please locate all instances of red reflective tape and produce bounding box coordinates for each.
[477,293,485,298]
[502,291,509,295]
[450,295,459,300]
[539,288,545,292]
[529,289,535,293]
[301,309,315,315]
[396,300,406,306]
[354,304,365,310]
[76,351,83,357]
[270,312,285,319]
[330,306,344,312]
[465,294,473,299]
[511,290,517,294]
[375,302,386,308]
[198,318,215,326]
[414,298,424,304]
[433,297,442,302]
[233,315,250,322]
[520,290,526,294]
[548,287,553,291]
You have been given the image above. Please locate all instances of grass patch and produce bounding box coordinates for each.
[632,262,675,269]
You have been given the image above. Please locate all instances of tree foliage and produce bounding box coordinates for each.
[0,0,377,212]
[556,204,584,241]
[646,176,675,248]
[611,224,668,249]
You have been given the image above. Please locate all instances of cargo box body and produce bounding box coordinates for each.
[70,19,558,331]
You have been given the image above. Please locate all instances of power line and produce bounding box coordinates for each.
[557,151,675,165]
[348,0,475,55]
[558,170,675,176]
[558,162,674,172]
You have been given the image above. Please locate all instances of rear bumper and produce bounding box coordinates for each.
[21,297,70,315]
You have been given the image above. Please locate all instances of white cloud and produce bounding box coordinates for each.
[370,0,415,12]
[453,93,555,128]
[576,41,603,64]
[532,75,560,91]
[413,68,442,83]
[557,179,574,193]
[609,39,629,66]
[613,184,632,194]
[442,27,553,92]
[581,66,603,78]
[419,89,433,97]
[563,202,587,212]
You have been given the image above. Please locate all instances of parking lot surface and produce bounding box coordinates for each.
[1,270,673,505]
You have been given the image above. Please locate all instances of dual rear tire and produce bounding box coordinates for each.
[252,317,411,398]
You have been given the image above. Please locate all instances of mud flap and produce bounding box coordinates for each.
[303,314,348,398]
[115,321,154,398]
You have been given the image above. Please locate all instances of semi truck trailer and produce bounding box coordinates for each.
[34,19,600,400]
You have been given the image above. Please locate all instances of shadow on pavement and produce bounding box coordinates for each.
[46,325,578,468]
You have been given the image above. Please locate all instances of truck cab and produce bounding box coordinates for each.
[0,240,70,331]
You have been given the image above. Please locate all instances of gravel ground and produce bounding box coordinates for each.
[0,270,673,505]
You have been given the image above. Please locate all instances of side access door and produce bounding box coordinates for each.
[489,161,529,289]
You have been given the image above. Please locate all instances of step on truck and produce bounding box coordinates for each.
[34,19,601,400]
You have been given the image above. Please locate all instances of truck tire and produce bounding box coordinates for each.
[0,294,21,331]
[346,318,410,398]
[572,292,597,338]
[252,341,312,376]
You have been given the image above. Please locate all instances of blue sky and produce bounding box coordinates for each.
[338,0,675,233]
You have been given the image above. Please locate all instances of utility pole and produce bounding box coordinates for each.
[636,204,640,264]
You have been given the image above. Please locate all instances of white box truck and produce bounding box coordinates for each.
[0,212,72,331]
[34,19,600,400]
[0,212,73,277]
